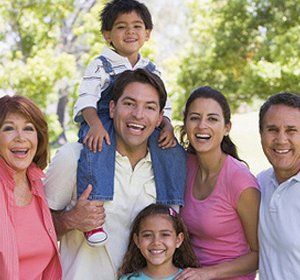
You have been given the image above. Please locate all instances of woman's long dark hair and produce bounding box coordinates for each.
[118,204,199,278]
[180,86,244,162]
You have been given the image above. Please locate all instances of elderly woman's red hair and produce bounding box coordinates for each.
[0,95,49,169]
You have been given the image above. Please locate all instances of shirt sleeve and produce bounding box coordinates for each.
[228,166,259,208]
[164,98,172,120]
[155,66,172,120]
[73,59,107,123]
[44,142,82,210]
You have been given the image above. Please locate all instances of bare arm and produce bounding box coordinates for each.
[158,116,177,148]
[82,107,110,152]
[51,185,105,240]
[176,187,260,280]
[82,107,102,128]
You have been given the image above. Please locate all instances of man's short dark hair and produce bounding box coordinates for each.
[112,69,167,112]
[100,0,153,32]
[259,92,300,131]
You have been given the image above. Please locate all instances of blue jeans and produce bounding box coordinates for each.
[77,114,186,205]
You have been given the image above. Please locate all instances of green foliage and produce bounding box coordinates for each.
[0,0,106,141]
[2,0,299,133]
[46,113,63,144]
[174,0,300,120]
[1,48,76,105]
[0,0,158,143]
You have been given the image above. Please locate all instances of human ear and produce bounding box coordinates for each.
[133,233,140,248]
[175,232,184,248]
[145,29,151,41]
[224,121,232,136]
[109,100,116,119]
[155,111,164,128]
[103,31,112,44]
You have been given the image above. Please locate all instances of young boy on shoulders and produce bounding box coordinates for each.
[74,0,186,247]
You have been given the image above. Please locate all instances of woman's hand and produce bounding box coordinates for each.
[175,267,215,280]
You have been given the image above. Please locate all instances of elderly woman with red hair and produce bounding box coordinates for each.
[0,95,61,279]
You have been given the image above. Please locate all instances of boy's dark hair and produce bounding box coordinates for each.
[118,204,199,277]
[112,69,167,112]
[259,92,300,132]
[180,86,244,163]
[100,0,153,32]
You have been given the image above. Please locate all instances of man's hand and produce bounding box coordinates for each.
[51,185,105,239]
[71,184,105,231]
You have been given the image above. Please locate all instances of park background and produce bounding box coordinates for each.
[0,0,299,176]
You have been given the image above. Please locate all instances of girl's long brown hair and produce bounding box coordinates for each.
[118,204,199,277]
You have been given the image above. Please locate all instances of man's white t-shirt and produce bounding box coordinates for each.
[45,142,157,280]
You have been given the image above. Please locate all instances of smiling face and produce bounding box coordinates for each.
[185,97,231,155]
[109,81,163,158]
[260,104,300,183]
[103,11,151,65]
[134,214,183,273]
[0,113,38,174]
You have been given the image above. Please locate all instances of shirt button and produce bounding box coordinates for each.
[49,228,52,233]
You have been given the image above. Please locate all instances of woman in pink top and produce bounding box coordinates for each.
[176,87,260,280]
[0,95,62,280]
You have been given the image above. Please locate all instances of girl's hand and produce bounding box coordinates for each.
[83,124,111,153]
[175,267,215,280]
[158,117,177,149]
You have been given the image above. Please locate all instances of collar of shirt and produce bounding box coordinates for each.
[0,157,62,279]
[269,168,300,188]
[0,156,45,194]
[101,46,149,70]
[115,149,152,166]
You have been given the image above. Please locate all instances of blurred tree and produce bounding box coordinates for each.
[173,0,300,120]
[2,0,297,131]
[0,0,159,144]
[0,0,105,143]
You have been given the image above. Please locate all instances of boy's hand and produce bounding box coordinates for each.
[158,117,177,149]
[83,123,111,153]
